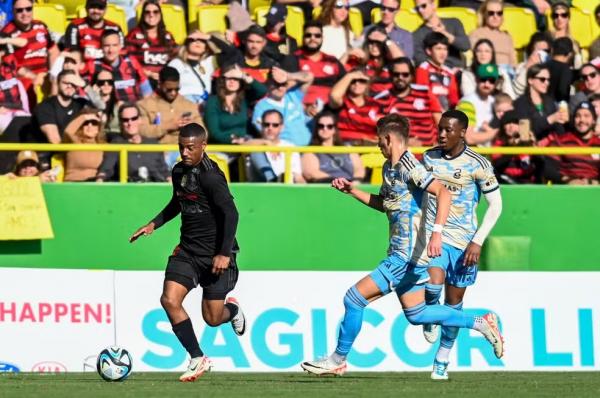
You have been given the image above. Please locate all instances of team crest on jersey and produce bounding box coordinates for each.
[136,33,144,39]
[181,172,198,191]
[413,98,425,110]
[84,34,92,40]
[453,169,462,179]
[36,32,46,43]
[349,107,356,114]
[368,109,378,120]
[323,65,334,75]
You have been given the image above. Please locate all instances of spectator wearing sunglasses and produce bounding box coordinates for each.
[412,0,470,69]
[469,0,517,74]
[569,64,600,112]
[317,0,355,60]
[461,39,515,100]
[362,0,413,59]
[91,69,119,135]
[512,32,552,98]
[513,64,567,140]
[62,107,106,182]
[302,110,365,183]
[548,1,582,70]
[252,66,314,146]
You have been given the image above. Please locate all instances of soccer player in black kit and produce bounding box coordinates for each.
[130,123,246,382]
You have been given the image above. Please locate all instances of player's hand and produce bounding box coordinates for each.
[331,177,353,194]
[129,222,155,243]
[463,242,481,266]
[212,254,230,275]
[428,232,442,258]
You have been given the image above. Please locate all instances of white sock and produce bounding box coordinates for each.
[435,346,451,363]
[330,352,346,364]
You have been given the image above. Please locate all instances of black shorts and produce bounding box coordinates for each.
[165,246,239,300]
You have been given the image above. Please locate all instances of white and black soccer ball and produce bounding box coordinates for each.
[96,346,133,382]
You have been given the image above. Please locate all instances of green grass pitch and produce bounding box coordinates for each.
[3,372,600,398]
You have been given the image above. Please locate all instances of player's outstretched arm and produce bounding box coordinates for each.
[464,189,503,266]
[332,177,384,212]
[425,180,451,258]
[129,222,156,243]
[130,190,180,243]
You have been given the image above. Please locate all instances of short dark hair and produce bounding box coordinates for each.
[376,114,410,142]
[57,69,76,82]
[390,57,415,78]
[179,123,208,141]
[100,29,121,43]
[441,109,469,130]
[262,109,283,123]
[525,32,552,58]
[424,31,449,49]
[303,20,323,33]
[526,63,550,80]
[117,102,140,120]
[159,66,180,82]
[552,37,573,56]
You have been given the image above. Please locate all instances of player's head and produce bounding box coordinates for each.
[376,114,410,159]
[438,110,468,152]
[178,123,208,166]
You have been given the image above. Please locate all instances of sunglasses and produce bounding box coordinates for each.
[304,32,322,39]
[96,79,113,86]
[534,76,550,83]
[144,9,161,15]
[351,79,368,84]
[263,122,281,128]
[317,123,335,130]
[392,71,411,78]
[381,5,398,13]
[15,6,32,13]
[486,10,503,17]
[186,37,205,43]
[478,77,497,84]
[582,72,598,81]
[334,2,351,10]
[224,76,242,82]
[272,81,287,88]
[83,120,100,127]
[415,3,429,11]
[552,12,569,19]
[367,39,383,46]
[121,116,139,123]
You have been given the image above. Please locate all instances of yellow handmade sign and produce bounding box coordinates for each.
[0,176,54,240]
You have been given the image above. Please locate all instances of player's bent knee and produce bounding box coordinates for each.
[202,312,222,327]
[405,312,426,325]
[160,294,182,312]
[344,286,368,309]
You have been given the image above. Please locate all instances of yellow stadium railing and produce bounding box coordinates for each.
[1,143,599,184]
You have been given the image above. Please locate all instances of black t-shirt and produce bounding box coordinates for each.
[152,155,239,257]
[32,96,89,142]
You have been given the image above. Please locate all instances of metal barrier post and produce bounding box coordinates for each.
[283,151,293,184]
[119,149,128,183]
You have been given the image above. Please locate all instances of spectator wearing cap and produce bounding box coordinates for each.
[64,0,124,64]
[2,0,59,105]
[590,5,600,60]
[456,64,499,146]
[461,39,515,100]
[137,66,203,144]
[412,0,470,69]
[96,102,170,182]
[3,150,56,182]
[538,102,600,185]
[218,24,276,83]
[264,4,298,64]
[546,37,574,103]
[251,66,314,146]
[362,0,413,59]
[569,64,600,112]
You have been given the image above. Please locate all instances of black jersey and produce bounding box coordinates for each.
[152,155,239,257]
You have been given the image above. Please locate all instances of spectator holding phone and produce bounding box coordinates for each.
[138,66,203,144]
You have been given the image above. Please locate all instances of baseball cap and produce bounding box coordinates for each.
[86,0,107,9]
[476,64,499,80]
[16,150,39,165]
[266,4,287,27]
[573,101,597,120]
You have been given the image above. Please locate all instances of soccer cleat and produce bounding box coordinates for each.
[226,297,246,336]
[423,323,440,344]
[179,356,212,382]
[479,312,504,358]
[301,356,347,376]
[430,359,449,380]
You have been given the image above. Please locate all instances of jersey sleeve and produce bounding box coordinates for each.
[473,161,499,193]
[402,152,433,190]
[64,22,79,50]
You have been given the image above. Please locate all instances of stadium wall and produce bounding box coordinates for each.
[0,184,599,271]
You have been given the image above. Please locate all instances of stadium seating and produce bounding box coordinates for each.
[255,5,304,43]
[572,0,600,14]
[371,8,423,32]
[546,8,597,49]
[43,0,83,20]
[437,7,478,34]
[399,0,439,11]
[135,4,187,45]
[77,4,128,34]
[33,4,67,37]
[501,7,537,50]
[207,153,230,182]
[360,153,385,184]
[249,0,271,18]
[197,5,229,34]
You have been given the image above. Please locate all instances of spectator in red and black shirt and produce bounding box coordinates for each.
[0,40,28,115]
[2,0,58,98]
[83,30,152,103]
[281,20,345,111]
[126,0,177,88]
[329,69,381,144]
[64,0,124,63]
[375,57,442,146]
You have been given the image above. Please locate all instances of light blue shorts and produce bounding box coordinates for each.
[429,243,478,288]
[369,253,429,296]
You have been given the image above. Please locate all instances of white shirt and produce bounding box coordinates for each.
[265,139,302,181]
[168,56,214,103]
[321,25,355,59]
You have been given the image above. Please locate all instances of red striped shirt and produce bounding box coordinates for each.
[295,50,345,105]
[377,85,442,146]
[0,54,20,107]
[345,57,392,98]
[539,132,600,180]
[125,27,176,75]
[338,96,382,142]
[1,20,55,74]
[83,55,147,103]
[415,61,458,110]
[64,18,124,62]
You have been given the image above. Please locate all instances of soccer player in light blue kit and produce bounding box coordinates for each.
[422,110,504,380]
[301,114,504,376]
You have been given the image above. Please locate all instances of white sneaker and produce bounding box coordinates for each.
[423,323,440,344]
[226,297,246,336]
[479,312,505,358]
[179,356,212,382]
[430,359,449,380]
[301,356,347,376]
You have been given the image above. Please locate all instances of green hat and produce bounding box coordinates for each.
[476,64,499,79]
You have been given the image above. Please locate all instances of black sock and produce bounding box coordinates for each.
[172,318,203,358]
[224,302,239,322]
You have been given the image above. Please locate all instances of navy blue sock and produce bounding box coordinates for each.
[425,283,443,306]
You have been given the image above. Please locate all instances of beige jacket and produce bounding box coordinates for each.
[137,93,204,144]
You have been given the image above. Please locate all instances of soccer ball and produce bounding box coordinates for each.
[96,346,133,382]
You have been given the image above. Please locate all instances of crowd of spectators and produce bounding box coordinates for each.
[0,0,598,184]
